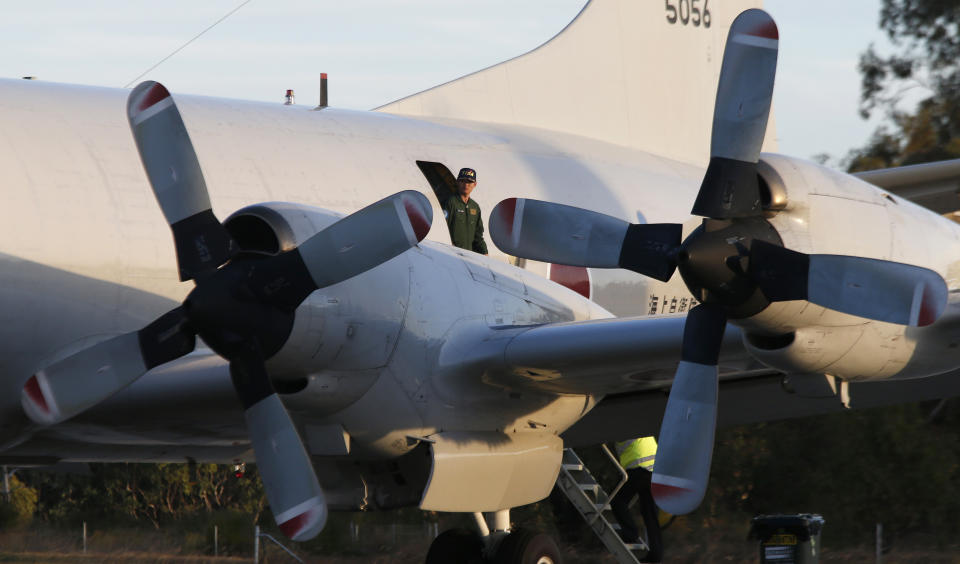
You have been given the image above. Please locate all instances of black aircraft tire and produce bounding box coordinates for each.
[493,529,562,564]
[424,527,484,564]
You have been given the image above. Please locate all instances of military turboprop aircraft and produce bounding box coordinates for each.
[4,1,960,562]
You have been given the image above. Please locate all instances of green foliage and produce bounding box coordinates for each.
[23,463,263,528]
[707,402,960,546]
[0,475,38,528]
[815,2,960,541]
[203,509,257,555]
[848,0,960,170]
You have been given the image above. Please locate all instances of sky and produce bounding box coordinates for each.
[0,0,905,164]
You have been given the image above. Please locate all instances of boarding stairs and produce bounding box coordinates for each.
[555,446,649,564]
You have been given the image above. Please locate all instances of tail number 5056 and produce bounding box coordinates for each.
[665,0,711,28]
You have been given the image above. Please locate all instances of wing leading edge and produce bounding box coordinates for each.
[474,314,766,396]
[855,158,960,214]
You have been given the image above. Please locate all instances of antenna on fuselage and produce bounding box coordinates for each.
[314,73,328,110]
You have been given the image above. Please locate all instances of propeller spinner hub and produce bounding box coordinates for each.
[183,256,296,360]
[677,217,781,318]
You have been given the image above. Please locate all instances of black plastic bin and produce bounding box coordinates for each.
[748,514,825,564]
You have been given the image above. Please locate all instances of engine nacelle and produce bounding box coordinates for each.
[224,201,343,254]
[757,153,957,266]
[724,155,960,381]
[222,203,411,386]
[735,154,960,336]
[743,323,918,381]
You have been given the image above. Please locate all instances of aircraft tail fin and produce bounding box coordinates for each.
[375,0,776,167]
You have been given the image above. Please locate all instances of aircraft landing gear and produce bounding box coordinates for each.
[492,528,561,564]
[424,527,484,564]
[425,509,562,564]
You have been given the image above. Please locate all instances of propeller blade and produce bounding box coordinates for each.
[489,198,681,282]
[293,190,432,289]
[128,81,236,281]
[750,239,948,326]
[652,304,727,515]
[230,343,326,541]
[21,308,195,425]
[691,9,778,219]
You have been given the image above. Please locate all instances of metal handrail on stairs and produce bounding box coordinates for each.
[556,447,649,564]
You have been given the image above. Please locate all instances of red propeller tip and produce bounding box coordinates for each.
[21,372,59,424]
[403,196,431,241]
[128,82,174,124]
[277,500,326,541]
[139,82,171,110]
[917,283,942,327]
[651,480,702,515]
[651,481,693,501]
[496,198,519,238]
[747,20,778,40]
[23,374,49,414]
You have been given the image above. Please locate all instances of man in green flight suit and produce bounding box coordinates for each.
[443,167,488,255]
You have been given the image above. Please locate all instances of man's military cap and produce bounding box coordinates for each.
[457,168,477,183]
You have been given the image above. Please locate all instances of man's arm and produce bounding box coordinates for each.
[473,206,488,255]
[442,197,455,230]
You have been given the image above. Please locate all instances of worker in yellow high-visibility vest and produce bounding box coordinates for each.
[612,436,662,563]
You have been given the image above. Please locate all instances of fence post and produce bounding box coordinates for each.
[82,521,87,554]
[254,525,260,564]
[214,525,218,556]
[876,523,882,564]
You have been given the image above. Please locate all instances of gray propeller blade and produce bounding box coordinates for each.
[652,304,726,515]
[19,187,431,435]
[21,308,195,425]
[294,190,432,289]
[489,198,681,282]
[128,81,236,281]
[23,83,434,544]
[229,343,326,541]
[749,240,948,326]
[691,9,778,219]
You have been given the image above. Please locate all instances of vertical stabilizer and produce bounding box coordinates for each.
[376,0,775,167]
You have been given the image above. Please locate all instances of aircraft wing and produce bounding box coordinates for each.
[476,314,960,449]
[854,158,960,214]
[472,314,772,396]
[0,349,251,465]
[563,366,960,447]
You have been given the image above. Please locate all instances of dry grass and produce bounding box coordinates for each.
[0,553,247,563]
[2,525,959,563]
